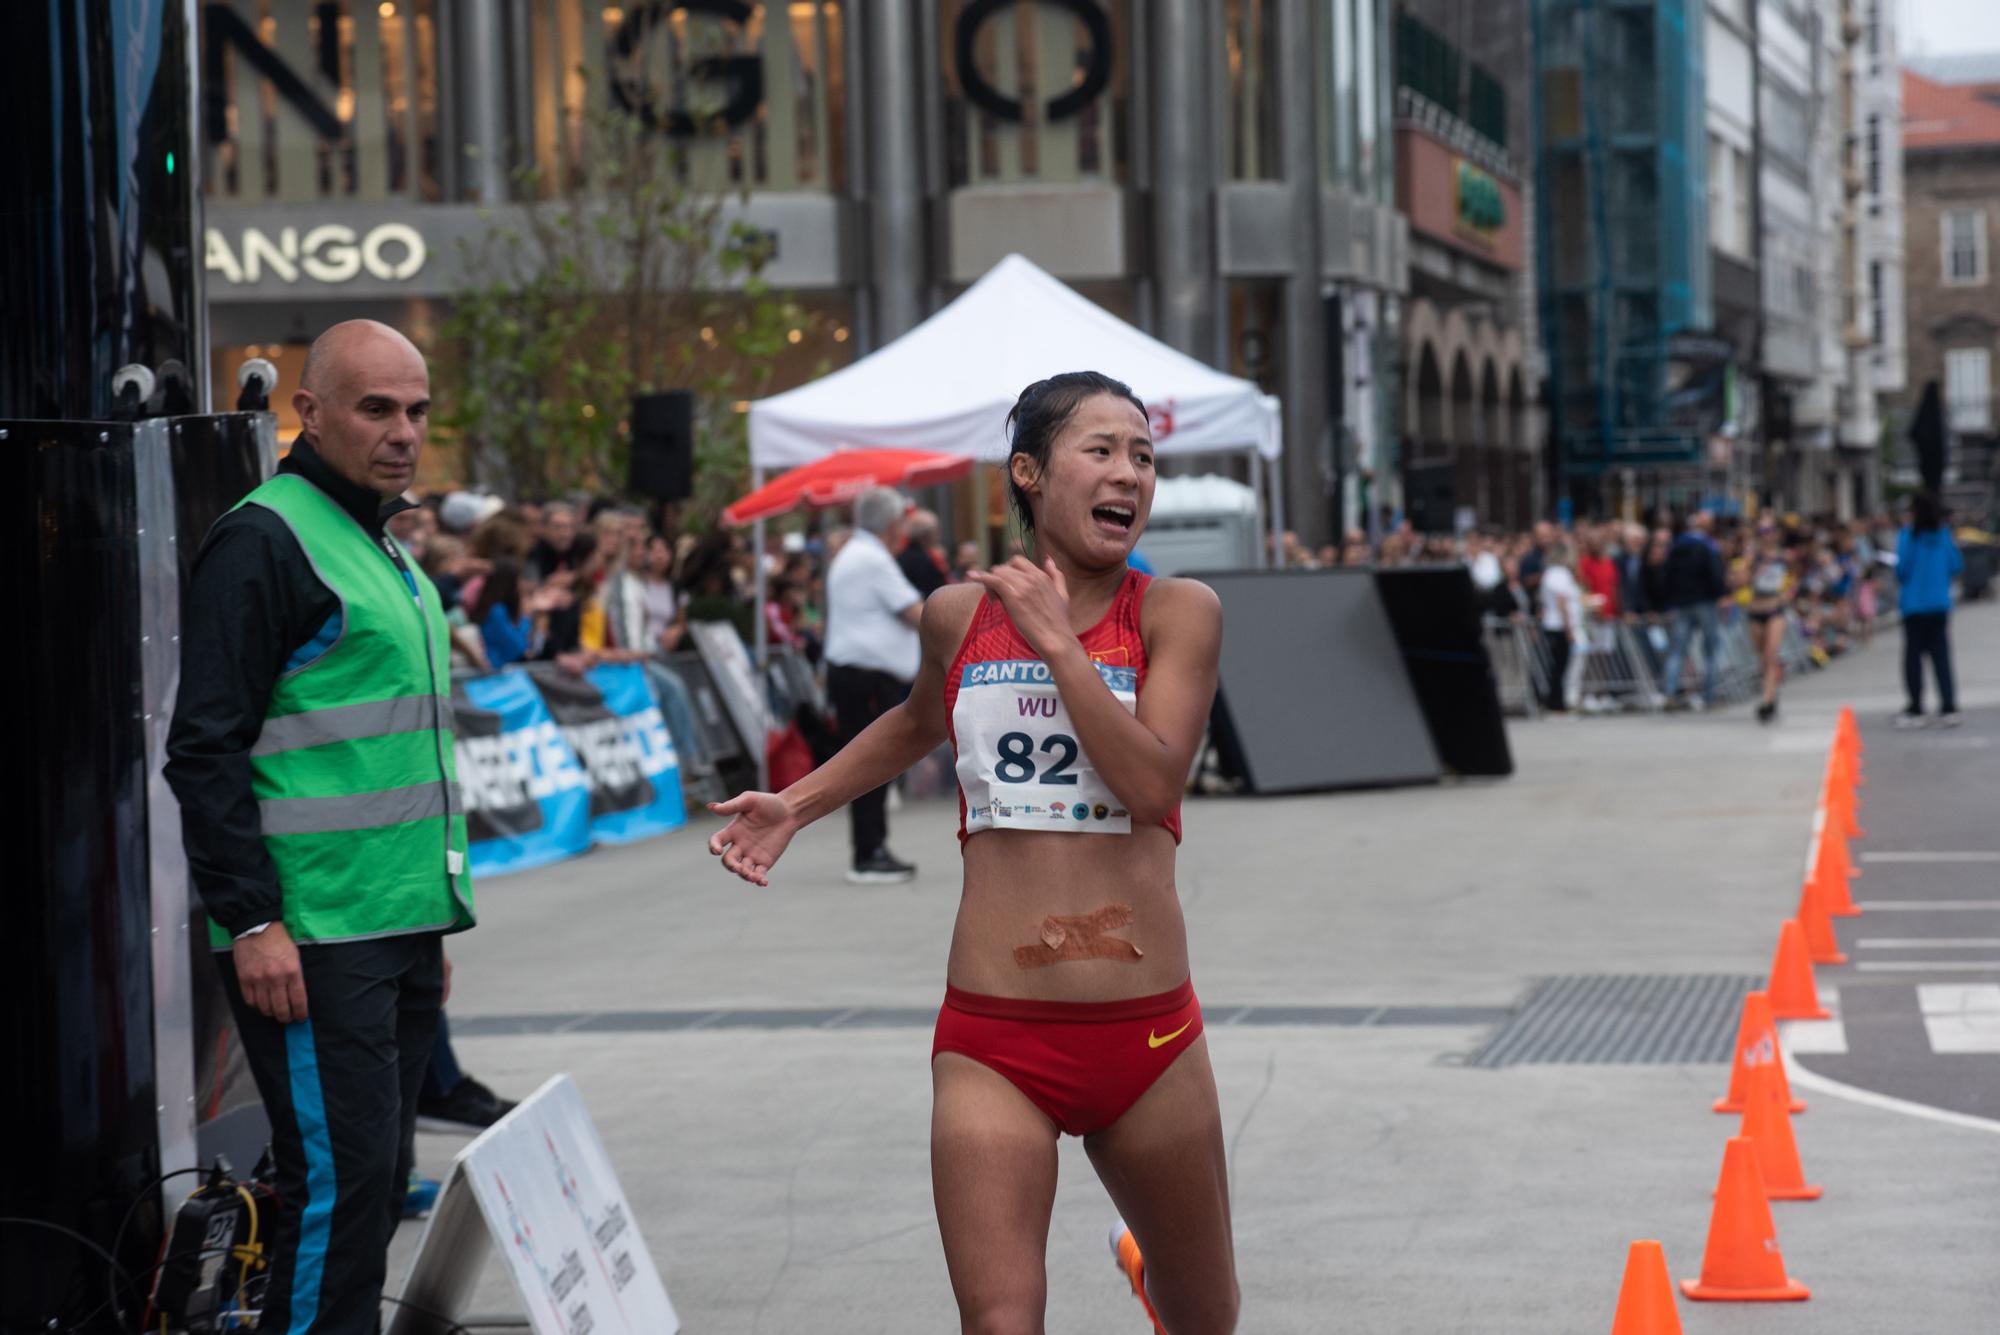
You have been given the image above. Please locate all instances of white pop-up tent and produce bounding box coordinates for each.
[738,255,1286,782]
[749,253,1285,547]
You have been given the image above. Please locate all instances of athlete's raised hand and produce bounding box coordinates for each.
[706,791,798,886]
[966,557,1074,659]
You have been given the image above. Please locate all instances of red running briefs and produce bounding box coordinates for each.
[931,980,1204,1136]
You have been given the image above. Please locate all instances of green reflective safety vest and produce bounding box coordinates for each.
[206,472,475,948]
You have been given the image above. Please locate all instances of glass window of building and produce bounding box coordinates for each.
[1760,81,1810,183]
[940,0,1130,187]
[584,1,849,194]
[1870,260,1884,346]
[1945,347,1992,432]
[203,0,446,202]
[1866,114,1881,209]
[1943,209,1988,287]
[1322,0,1390,199]
[1225,0,1281,180]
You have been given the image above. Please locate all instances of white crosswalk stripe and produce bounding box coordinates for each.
[1918,985,2000,1054]
[1781,985,2000,1056]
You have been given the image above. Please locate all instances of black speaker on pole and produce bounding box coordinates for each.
[629,390,695,502]
[1370,566,1514,777]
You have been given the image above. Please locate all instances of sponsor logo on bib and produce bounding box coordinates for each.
[1093,804,1109,820]
[1073,806,1090,822]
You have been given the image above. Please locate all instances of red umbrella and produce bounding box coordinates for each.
[723,449,977,526]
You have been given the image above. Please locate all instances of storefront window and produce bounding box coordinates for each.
[1225,0,1280,180]
[1227,280,1283,398]
[941,0,1130,187]
[203,0,446,202]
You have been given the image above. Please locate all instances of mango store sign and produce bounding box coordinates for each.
[205,222,427,286]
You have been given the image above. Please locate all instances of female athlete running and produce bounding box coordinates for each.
[1745,524,1792,723]
[708,371,1236,1334]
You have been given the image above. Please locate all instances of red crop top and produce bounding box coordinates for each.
[943,569,1183,845]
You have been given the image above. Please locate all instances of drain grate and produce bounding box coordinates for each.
[1465,974,1760,1068]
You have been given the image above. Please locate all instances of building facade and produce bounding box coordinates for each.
[1898,64,2000,519]
[1529,0,1903,520]
[1706,0,1761,507]
[1392,2,1544,533]
[1752,0,1901,518]
[195,0,1407,547]
[1531,0,1717,517]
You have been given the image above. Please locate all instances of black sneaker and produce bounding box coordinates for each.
[417,1076,517,1133]
[1756,700,1778,724]
[847,848,916,884]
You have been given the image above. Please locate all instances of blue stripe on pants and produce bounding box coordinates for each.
[284,1022,338,1333]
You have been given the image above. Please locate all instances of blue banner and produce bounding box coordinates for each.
[453,670,592,877]
[453,663,688,878]
[579,663,687,844]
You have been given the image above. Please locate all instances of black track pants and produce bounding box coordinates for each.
[826,663,908,858]
[218,932,445,1334]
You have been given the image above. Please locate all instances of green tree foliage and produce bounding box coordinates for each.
[436,99,815,526]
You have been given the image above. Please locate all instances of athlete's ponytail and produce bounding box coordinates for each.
[1003,371,1148,537]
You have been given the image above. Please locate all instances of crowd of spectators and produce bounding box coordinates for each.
[1272,507,1920,714]
[396,483,1944,727]
[384,492,975,678]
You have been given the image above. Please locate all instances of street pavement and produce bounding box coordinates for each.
[396,601,2000,1333]
[1787,608,2000,1127]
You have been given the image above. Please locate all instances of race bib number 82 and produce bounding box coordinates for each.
[953,658,1136,834]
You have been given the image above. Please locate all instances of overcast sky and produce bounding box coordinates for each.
[1902,0,2000,57]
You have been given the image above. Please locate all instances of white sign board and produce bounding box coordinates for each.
[388,1075,678,1335]
[689,618,769,750]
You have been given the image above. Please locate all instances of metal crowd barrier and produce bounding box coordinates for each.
[1573,622,1667,713]
[1481,616,1544,718]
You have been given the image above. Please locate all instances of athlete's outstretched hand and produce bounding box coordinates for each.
[966,557,1074,660]
[707,791,798,887]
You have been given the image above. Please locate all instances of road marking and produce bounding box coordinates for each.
[1854,901,2000,911]
[1860,851,2000,864]
[1918,984,2000,1054]
[1858,938,2000,949]
[1855,961,2000,972]
[1780,1018,1849,1054]
[1785,1056,2000,1137]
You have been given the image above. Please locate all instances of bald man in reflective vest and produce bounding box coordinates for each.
[166,320,473,1334]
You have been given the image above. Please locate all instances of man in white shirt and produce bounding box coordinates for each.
[823,488,925,882]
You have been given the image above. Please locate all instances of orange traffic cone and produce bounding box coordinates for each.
[1831,738,1863,789]
[1610,1239,1685,1335]
[1766,919,1829,1020]
[1715,990,1805,1114]
[1796,879,1848,966]
[1739,1058,1822,1200]
[1815,828,1862,917]
[1680,1138,1811,1301]
[1837,705,1864,756]
[1823,769,1865,839]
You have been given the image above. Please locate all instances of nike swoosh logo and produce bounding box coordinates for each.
[1148,1019,1193,1049]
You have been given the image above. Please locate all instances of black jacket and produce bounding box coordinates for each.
[1618,551,1650,616]
[1662,534,1726,609]
[163,440,415,938]
[896,541,947,600]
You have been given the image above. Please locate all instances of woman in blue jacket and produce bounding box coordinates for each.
[1896,489,1964,727]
